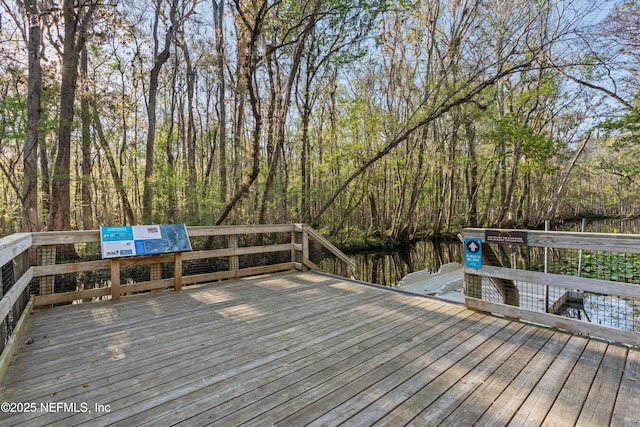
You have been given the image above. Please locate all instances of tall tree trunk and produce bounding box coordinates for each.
[258,0,321,224]
[39,132,50,216]
[21,0,41,232]
[215,0,268,225]
[182,42,198,220]
[92,103,136,225]
[48,0,95,231]
[213,0,228,204]
[142,0,178,224]
[497,143,522,227]
[300,84,312,222]
[546,133,591,221]
[165,57,179,224]
[464,121,479,227]
[80,46,93,229]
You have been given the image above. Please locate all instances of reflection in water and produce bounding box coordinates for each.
[350,240,463,287]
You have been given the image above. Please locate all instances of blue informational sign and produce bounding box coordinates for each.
[100,224,192,259]
[464,238,483,269]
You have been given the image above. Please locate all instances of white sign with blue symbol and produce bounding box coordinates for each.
[464,238,483,269]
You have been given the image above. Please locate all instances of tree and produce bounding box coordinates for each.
[142,0,179,224]
[21,0,41,232]
[48,0,97,231]
[214,0,271,225]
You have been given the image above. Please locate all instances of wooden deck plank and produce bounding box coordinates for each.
[471,331,572,426]
[543,338,608,426]
[402,324,541,426]
[312,319,522,427]
[575,343,628,426]
[279,315,511,427]
[611,347,640,426]
[122,298,451,426]
[0,271,637,426]
[4,279,373,393]
[23,284,447,425]
[438,327,557,426]
[10,284,400,424]
[506,335,589,426]
[194,307,477,427]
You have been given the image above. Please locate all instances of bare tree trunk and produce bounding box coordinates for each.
[258,0,321,224]
[92,103,136,225]
[21,0,41,232]
[39,132,50,216]
[48,0,96,231]
[165,57,179,224]
[142,0,178,224]
[176,34,198,220]
[464,121,479,227]
[212,0,227,204]
[80,46,93,229]
[497,143,522,227]
[546,133,591,220]
[215,0,268,225]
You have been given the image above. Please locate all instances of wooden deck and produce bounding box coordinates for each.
[1,271,638,426]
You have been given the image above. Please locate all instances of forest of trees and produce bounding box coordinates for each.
[0,0,639,246]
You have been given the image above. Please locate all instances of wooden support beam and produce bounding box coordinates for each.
[174,252,182,291]
[111,258,121,301]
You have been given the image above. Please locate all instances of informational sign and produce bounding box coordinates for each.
[465,238,483,269]
[100,224,192,259]
[485,230,528,246]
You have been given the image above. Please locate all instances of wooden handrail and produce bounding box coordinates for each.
[464,228,640,253]
[0,224,353,309]
[302,224,354,277]
[462,227,640,346]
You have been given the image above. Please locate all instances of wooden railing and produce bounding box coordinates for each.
[0,224,353,365]
[463,228,640,346]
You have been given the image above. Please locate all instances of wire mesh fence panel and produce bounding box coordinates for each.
[238,251,291,269]
[189,235,226,251]
[0,250,31,354]
[236,232,290,248]
[308,239,342,276]
[183,258,229,276]
[466,234,640,335]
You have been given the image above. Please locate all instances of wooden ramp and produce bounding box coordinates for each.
[0,271,638,426]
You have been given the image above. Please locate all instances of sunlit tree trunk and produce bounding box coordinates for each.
[21,0,41,232]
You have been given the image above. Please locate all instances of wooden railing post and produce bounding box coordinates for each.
[174,252,183,291]
[111,258,121,301]
[292,224,305,269]
[302,228,309,269]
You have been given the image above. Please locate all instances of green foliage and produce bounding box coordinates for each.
[487,112,559,171]
[598,107,640,145]
[539,252,640,284]
[0,93,27,141]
